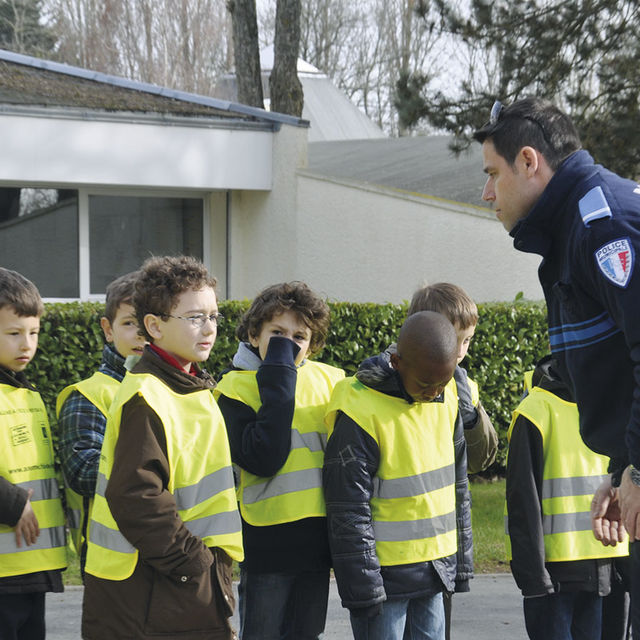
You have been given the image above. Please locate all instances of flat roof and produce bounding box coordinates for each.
[0,48,307,129]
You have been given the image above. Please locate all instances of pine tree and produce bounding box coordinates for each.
[0,0,56,57]
[397,0,640,178]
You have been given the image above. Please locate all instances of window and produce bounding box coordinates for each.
[0,187,205,299]
[88,195,203,294]
[0,188,79,298]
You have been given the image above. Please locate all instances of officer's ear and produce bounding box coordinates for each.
[519,146,540,175]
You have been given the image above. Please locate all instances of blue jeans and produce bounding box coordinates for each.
[238,568,329,639]
[523,592,602,640]
[349,592,445,640]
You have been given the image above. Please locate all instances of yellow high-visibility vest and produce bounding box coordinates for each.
[505,385,628,562]
[0,383,67,577]
[85,372,243,581]
[215,360,345,526]
[326,376,459,566]
[467,377,479,406]
[56,371,120,554]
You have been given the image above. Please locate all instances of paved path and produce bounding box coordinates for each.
[46,573,526,639]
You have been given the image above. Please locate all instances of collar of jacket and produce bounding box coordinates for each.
[355,345,444,405]
[132,345,214,393]
[511,150,596,257]
[230,340,308,371]
[0,365,33,389]
[98,344,127,381]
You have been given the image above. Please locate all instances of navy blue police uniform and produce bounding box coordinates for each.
[510,149,640,474]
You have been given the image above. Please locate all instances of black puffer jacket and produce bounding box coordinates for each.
[322,350,473,613]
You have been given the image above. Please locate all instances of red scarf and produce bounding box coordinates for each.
[148,344,198,376]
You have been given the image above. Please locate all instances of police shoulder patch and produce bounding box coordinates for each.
[579,186,612,226]
[595,237,634,288]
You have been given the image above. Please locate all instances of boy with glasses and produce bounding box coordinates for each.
[82,255,242,640]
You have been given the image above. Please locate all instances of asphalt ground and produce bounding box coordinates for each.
[46,573,526,639]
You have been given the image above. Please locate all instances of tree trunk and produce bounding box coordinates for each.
[270,0,303,117]
[227,0,263,108]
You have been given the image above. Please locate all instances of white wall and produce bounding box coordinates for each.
[226,124,309,300]
[294,172,544,304]
[0,110,273,190]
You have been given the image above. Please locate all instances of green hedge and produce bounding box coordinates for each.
[32,299,549,472]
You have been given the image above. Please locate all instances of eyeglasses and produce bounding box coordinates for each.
[164,313,224,328]
[488,100,553,147]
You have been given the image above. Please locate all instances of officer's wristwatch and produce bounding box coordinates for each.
[629,465,640,487]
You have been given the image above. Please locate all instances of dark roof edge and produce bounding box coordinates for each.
[0,48,309,129]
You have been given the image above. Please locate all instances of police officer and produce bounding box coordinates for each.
[473,97,640,638]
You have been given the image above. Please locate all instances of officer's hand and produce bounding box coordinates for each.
[15,489,40,547]
[591,475,625,546]
[620,467,640,540]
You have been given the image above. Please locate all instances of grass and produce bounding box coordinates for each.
[470,478,509,573]
[63,478,509,585]
[63,549,82,586]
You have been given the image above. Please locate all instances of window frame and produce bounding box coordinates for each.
[75,186,210,302]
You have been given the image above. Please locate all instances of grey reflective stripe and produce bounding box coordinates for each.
[67,508,82,530]
[243,468,322,504]
[89,521,136,554]
[0,525,66,554]
[15,478,60,502]
[185,510,242,539]
[174,467,236,511]
[373,510,456,542]
[541,474,607,500]
[291,429,326,453]
[373,464,454,500]
[504,515,509,535]
[95,472,108,498]
[543,511,592,535]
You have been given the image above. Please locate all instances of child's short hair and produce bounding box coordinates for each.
[236,281,330,355]
[0,267,44,317]
[104,271,140,323]
[408,282,478,329]
[133,256,217,341]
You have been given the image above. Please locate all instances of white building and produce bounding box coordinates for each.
[0,49,542,304]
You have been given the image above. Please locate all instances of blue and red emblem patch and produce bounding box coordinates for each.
[595,238,634,288]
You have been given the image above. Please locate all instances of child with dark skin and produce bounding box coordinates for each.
[324,311,472,640]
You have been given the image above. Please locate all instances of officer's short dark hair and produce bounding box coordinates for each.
[473,97,581,170]
[0,268,44,317]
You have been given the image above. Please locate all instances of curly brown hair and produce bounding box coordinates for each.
[134,255,217,341]
[0,268,44,317]
[236,281,330,355]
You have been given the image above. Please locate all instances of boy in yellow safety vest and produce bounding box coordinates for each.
[0,267,67,640]
[324,311,472,640]
[506,355,629,640]
[215,281,345,640]
[57,271,145,575]
[407,282,497,475]
[82,255,243,640]
[407,282,498,640]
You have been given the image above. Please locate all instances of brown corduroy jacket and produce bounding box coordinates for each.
[81,347,237,640]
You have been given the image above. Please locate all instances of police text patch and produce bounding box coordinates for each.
[595,238,634,288]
